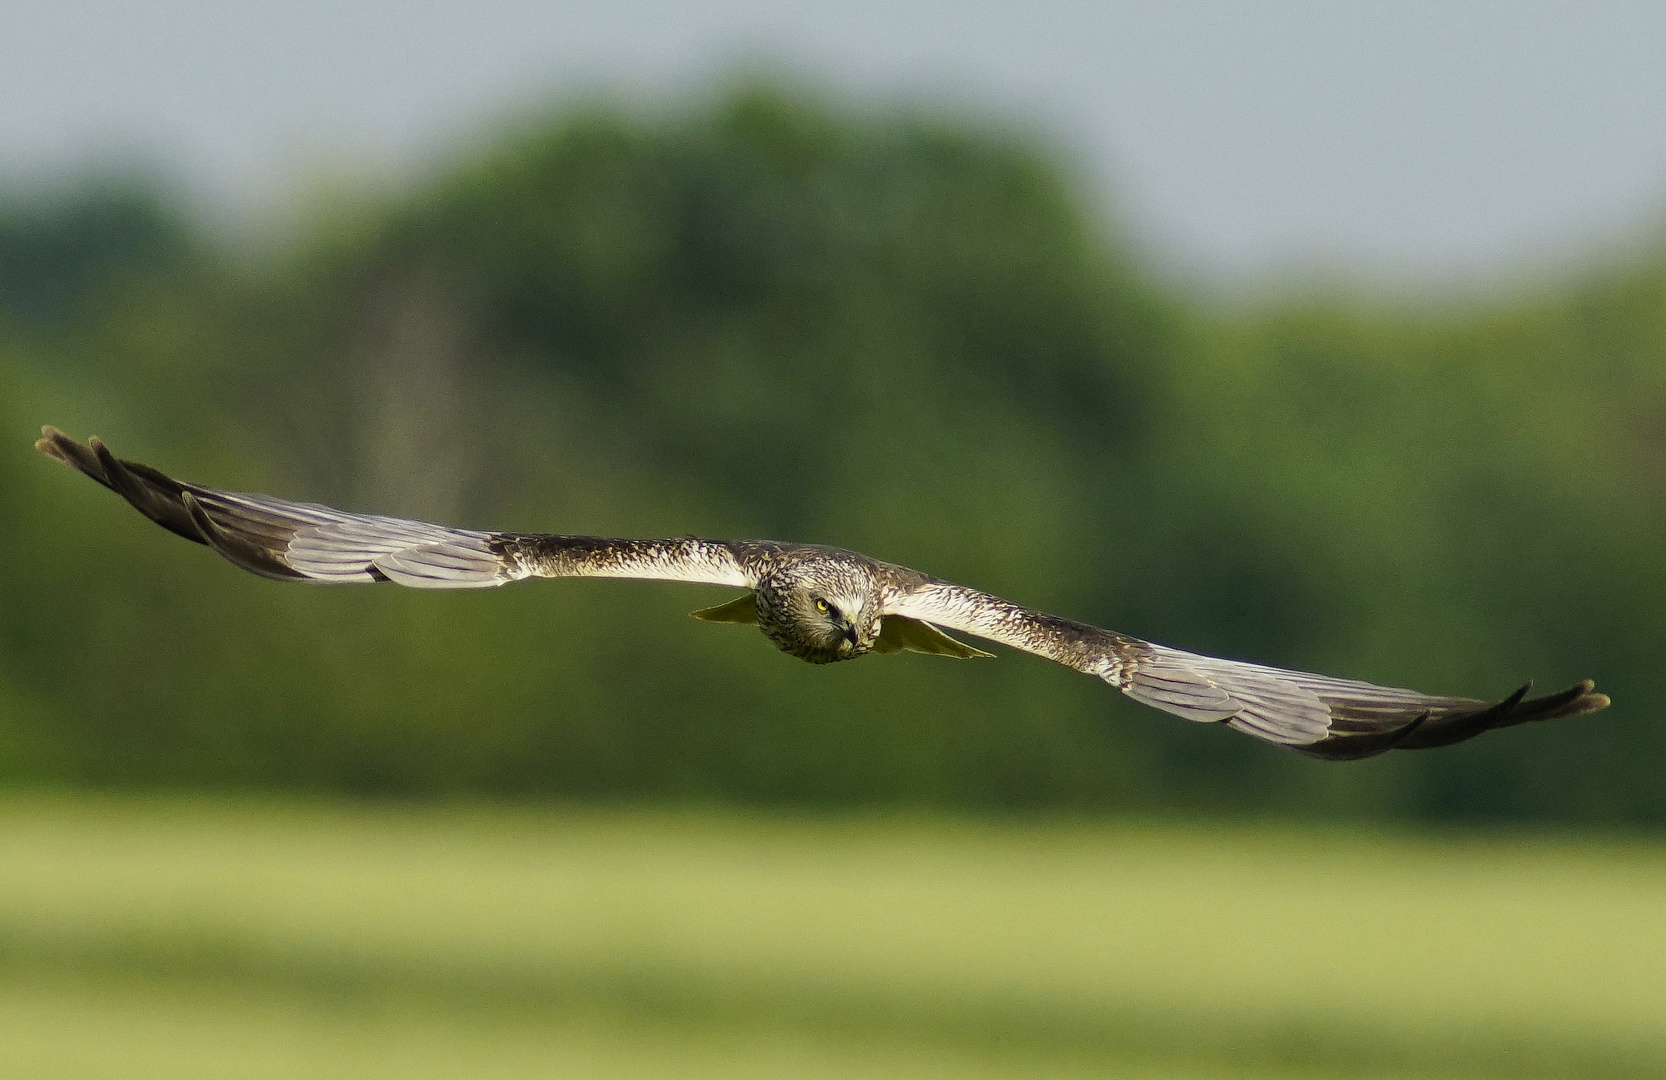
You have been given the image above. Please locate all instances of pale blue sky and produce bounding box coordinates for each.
[4,1,1666,283]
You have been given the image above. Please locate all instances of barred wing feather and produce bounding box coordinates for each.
[36,428,747,591]
[888,580,1607,759]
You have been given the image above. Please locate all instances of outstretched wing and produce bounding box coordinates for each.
[886,580,1609,759]
[36,428,750,591]
[37,427,1611,759]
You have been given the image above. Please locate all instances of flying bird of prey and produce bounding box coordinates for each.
[36,427,1608,761]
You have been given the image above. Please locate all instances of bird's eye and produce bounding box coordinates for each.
[814,598,830,614]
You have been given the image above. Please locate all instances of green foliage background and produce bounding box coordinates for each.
[1,87,1659,821]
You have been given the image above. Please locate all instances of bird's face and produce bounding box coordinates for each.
[793,584,881,659]
[751,557,885,664]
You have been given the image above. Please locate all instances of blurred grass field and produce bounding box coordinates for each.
[0,797,1661,1078]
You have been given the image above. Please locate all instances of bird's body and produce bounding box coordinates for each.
[35,427,1609,760]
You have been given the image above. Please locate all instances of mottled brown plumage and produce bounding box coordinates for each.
[35,427,1610,760]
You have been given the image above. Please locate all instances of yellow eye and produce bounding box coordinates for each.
[814,598,830,613]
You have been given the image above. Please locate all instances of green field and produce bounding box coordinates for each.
[0,797,1661,1079]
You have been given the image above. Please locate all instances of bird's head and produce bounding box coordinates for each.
[756,558,883,664]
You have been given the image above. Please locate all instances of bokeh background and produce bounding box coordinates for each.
[1,4,1664,1077]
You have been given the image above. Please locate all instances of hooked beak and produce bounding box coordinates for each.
[841,622,860,647]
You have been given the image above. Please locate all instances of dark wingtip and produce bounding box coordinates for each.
[1551,680,1610,717]
[1399,680,1608,751]
[1303,678,1611,761]
[1492,680,1609,726]
[41,430,207,544]
[35,427,117,489]
[37,429,306,580]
